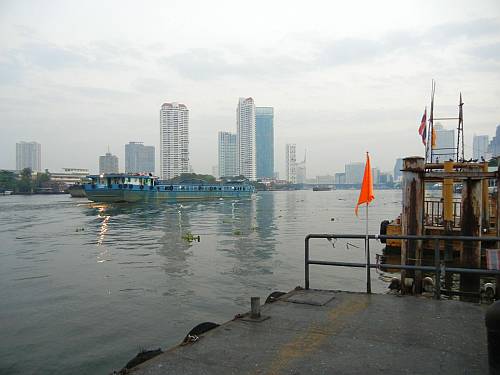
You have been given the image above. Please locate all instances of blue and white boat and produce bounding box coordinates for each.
[83,174,255,203]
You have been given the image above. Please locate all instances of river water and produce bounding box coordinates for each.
[0,190,401,374]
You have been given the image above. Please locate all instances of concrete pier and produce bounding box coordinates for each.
[126,289,487,374]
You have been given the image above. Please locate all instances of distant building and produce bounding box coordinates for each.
[432,123,455,162]
[237,97,256,180]
[371,168,380,185]
[16,141,41,172]
[334,173,346,185]
[473,135,489,161]
[393,158,403,182]
[345,162,364,184]
[296,150,306,184]
[125,142,155,174]
[99,152,119,174]
[488,125,500,158]
[256,107,274,179]
[50,168,89,186]
[285,144,296,183]
[160,102,189,180]
[211,165,218,178]
[378,172,393,185]
[316,175,335,185]
[218,131,237,178]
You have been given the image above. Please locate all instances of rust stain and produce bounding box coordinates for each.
[262,295,369,375]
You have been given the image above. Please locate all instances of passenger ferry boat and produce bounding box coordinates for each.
[83,174,255,203]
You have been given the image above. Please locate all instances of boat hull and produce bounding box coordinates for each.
[84,186,254,203]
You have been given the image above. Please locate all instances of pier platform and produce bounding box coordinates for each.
[127,289,487,374]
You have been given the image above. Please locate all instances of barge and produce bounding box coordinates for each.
[83,174,255,203]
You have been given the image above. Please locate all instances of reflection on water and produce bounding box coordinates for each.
[0,191,402,375]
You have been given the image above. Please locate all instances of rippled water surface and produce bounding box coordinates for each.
[0,190,401,374]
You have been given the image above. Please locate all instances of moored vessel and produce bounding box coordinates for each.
[83,174,255,203]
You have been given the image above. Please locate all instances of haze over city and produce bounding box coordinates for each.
[1,0,500,176]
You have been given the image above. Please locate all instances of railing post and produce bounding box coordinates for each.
[366,235,371,294]
[305,236,310,290]
[434,238,441,300]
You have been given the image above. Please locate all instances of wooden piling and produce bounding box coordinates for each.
[482,162,490,230]
[496,162,500,299]
[443,161,454,291]
[401,157,425,294]
[460,177,482,302]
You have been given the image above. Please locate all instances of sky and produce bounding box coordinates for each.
[1,0,500,177]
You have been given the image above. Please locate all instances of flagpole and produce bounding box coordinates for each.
[366,202,371,294]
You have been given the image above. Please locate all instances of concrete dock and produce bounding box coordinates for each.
[127,289,487,375]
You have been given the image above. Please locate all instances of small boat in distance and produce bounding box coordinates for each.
[83,174,255,203]
[312,186,332,191]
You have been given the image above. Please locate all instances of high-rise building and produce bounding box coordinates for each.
[16,141,41,172]
[345,162,364,184]
[125,142,155,174]
[286,143,296,183]
[236,97,256,180]
[488,125,500,158]
[432,123,455,162]
[218,131,237,178]
[256,107,274,179]
[473,135,489,161]
[393,158,403,182]
[334,172,346,185]
[99,152,119,174]
[160,102,189,180]
[296,150,306,184]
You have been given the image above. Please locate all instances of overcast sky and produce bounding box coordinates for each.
[1,0,499,177]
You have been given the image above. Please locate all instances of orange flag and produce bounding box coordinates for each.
[355,152,375,216]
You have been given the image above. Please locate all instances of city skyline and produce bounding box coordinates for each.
[1,1,500,177]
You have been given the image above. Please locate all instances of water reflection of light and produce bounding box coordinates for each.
[96,205,111,263]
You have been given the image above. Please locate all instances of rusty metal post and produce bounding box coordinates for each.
[443,161,454,291]
[460,177,482,302]
[496,161,500,300]
[401,156,425,294]
[483,162,491,231]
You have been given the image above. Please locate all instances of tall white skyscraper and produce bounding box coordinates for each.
[16,141,41,172]
[125,142,155,174]
[218,131,237,178]
[99,152,119,174]
[473,135,489,160]
[160,102,189,180]
[286,143,296,183]
[236,97,256,180]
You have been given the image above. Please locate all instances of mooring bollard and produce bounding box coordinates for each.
[486,300,500,375]
[250,297,261,319]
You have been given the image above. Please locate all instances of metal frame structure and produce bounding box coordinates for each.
[305,233,500,300]
[426,81,465,163]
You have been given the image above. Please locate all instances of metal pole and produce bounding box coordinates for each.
[305,236,310,290]
[366,203,371,294]
[434,238,441,300]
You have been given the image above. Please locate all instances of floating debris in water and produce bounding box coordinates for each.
[182,232,200,243]
[233,229,241,236]
[75,228,85,232]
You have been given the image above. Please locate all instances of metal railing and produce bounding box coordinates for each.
[305,233,500,299]
[424,200,461,227]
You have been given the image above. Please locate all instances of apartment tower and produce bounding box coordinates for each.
[160,102,189,180]
[236,97,256,180]
[16,141,41,172]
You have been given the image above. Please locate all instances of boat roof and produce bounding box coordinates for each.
[87,174,157,178]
